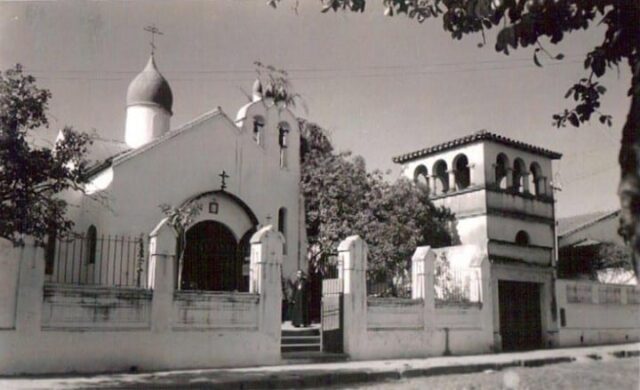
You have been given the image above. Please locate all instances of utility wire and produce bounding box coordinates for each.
[26,59,582,82]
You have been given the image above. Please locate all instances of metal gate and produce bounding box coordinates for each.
[321,277,343,353]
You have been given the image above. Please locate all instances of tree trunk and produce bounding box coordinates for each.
[618,59,640,278]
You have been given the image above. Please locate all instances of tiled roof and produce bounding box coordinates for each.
[557,210,619,237]
[392,130,562,164]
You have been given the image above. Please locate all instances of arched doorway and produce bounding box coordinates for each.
[181,220,241,291]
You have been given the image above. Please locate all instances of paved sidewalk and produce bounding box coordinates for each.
[2,343,639,389]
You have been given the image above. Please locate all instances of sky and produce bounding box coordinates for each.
[0,0,629,218]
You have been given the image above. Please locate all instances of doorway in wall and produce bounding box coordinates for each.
[181,220,241,291]
[498,280,543,351]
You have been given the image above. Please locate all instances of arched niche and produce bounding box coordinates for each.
[512,158,526,193]
[453,154,471,190]
[529,162,544,196]
[433,160,449,194]
[413,165,429,191]
[495,153,510,189]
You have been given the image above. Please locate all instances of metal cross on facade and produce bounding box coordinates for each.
[219,170,229,191]
[143,24,163,55]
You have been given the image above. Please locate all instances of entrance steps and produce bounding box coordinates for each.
[281,327,321,353]
[280,325,349,363]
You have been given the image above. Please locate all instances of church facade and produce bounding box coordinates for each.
[59,55,306,289]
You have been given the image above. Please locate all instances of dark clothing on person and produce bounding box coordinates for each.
[290,276,309,327]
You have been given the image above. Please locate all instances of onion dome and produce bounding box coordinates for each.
[126,55,173,114]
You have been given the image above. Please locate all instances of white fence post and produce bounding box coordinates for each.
[412,246,436,331]
[15,238,45,335]
[339,235,367,358]
[148,219,177,333]
[250,225,283,343]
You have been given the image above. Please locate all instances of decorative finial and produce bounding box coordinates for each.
[143,24,163,56]
[219,170,229,191]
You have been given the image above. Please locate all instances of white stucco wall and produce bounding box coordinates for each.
[0,239,19,329]
[486,215,554,247]
[125,105,171,148]
[71,103,303,280]
[0,225,285,375]
[555,279,640,347]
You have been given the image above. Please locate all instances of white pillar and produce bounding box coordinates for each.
[448,170,456,192]
[15,238,44,335]
[468,163,476,187]
[250,225,283,342]
[506,168,514,189]
[339,235,367,358]
[431,175,440,195]
[522,172,531,194]
[412,246,436,331]
[148,219,177,333]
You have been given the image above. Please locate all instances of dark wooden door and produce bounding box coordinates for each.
[498,281,543,351]
[182,221,239,291]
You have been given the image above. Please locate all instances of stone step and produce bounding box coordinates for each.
[281,328,320,337]
[281,336,321,345]
[281,344,322,353]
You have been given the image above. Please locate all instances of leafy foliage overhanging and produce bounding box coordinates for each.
[0,65,92,246]
[273,0,640,278]
[299,119,457,279]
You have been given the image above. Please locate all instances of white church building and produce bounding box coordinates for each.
[58,54,305,289]
[0,55,305,374]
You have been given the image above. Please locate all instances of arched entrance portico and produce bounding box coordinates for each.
[177,191,259,292]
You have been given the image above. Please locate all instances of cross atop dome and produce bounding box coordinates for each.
[143,24,163,56]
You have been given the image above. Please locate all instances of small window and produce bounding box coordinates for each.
[515,230,530,246]
[253,116,265,145]
[278,123,290,168]
[86,225,97,264]
[278,207,287,255]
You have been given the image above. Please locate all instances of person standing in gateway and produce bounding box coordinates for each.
[290,270,310,327]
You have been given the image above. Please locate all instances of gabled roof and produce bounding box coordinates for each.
[85,107,226,179]
[392,130,562,164]
[557,210,620,238]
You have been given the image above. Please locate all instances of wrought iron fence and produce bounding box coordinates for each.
[435,268,481,305]
[46,233,148,288]
[367,269,412,298]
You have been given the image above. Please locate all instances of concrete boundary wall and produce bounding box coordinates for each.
[0,223,283,375]
[341,236,494,360]
[556,279,640,347]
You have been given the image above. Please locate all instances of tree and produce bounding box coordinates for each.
[274,0,640,278]
[299,119,456,283]
[0,64,92,246]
